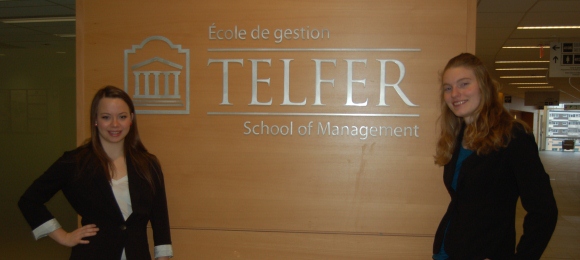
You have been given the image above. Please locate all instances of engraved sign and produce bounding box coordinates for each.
[124,36,190,114]
[79,0,476,257]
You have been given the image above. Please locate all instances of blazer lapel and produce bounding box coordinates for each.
[445,123,470,196]
[92,166,126,222]
[126,157,143,219]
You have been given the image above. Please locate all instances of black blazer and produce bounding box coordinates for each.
[433,124,558,260]
[18,147,172,260]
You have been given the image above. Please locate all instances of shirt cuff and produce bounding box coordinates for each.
[154,244,173,258]
[32,218,61,240]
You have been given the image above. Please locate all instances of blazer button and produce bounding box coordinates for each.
[120,224,127,230]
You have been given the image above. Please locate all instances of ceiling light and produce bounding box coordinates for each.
[496,68,548,71]
[496,61,549,63]
[502,46,542,49]
[1,16,75,24]
[509,82,548,85]
[517,86,554,89]
[500,76,546,79]
[517,26,580,29]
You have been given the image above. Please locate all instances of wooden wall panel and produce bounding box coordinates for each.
[148,228,434,259]
[77,0,476,258]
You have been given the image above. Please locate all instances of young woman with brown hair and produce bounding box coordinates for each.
[19,86,173,260]
[432,53,557,259]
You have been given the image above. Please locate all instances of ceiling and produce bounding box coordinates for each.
[1,0,580,105]
[0,0,74,51]
[477,0,580,105]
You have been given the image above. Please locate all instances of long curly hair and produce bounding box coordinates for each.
[434,53,528,166]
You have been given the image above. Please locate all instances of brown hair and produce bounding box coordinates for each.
[434,53,528,166]
[79,85,158,191]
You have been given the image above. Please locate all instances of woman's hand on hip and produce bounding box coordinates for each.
[48,224,99,247]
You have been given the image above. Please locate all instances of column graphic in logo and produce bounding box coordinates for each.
[124,36,190,114]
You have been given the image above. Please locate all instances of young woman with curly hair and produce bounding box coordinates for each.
[432,53,557,260]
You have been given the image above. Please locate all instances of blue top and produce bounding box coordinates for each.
[452,146,473,191]
[433,145,473,260]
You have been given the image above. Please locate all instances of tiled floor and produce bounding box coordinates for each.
[536,151,580,259]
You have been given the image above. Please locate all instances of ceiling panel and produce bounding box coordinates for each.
[529,0,580,12]
[0,6,74,18]
[476,13,523,29]
[0,0,75,51]
[519,12,580,25]
[0,0,579,104]
[477,0,580,105]
[477,0,537,12]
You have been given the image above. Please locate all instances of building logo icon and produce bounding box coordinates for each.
[124,36,190,114]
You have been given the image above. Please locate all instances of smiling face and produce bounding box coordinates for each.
[95,97,133,147]
[442,66,482,124]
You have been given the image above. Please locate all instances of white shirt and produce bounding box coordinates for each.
[111,175,132,220]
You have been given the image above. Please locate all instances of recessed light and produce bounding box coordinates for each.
[1,16,75,24]
[502,46,542,49]
[495,60,550,63]
[496,68,548,71]
[509,82,548,85]
[500,76,546,79]
[517,26,580,29]
[517,86,554,89]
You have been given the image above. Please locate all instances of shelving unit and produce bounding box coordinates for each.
[546,110,580,152]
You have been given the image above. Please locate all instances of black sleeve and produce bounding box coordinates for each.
[18,151,76,230]
[149,161,172,246]
[507,130,558,259]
